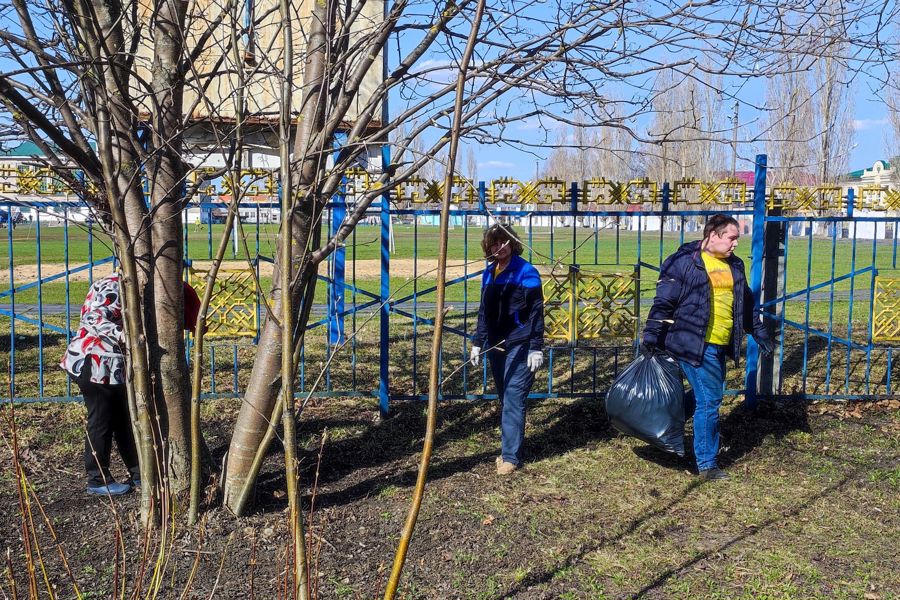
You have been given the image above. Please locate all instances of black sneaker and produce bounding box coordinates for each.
[699,467,729,481]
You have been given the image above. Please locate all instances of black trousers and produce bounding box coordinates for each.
[73,362,140,487]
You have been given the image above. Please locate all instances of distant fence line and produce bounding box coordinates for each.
[2,165,900,213]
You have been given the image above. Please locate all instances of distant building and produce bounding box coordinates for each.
[1,0,387,226]
[131,0,386,225]
[844,160,894,188]
[0,142,87,225]
[839,160,897,240]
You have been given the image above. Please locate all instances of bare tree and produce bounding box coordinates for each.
[542,127,574,179]
[0,0,206,522]
[642,68,730,183]
[2,0,898,534]
[593,125,636,183]
[758,8,862,188]
[809,11,856,184]
[466,144,478,183]
[541,117,634,183]
[887,91,900,185]
[764,65,816,185]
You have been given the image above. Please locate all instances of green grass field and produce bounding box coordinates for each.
[1,222,897,282]
[2,223,895,330]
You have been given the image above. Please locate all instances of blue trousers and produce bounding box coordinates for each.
[680,344,727,471]
[488,344,535,465]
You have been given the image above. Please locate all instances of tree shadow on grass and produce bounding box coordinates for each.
[251,395,613,513]
[628,398,812,474]
[779,335,828,380]
[250,400,501,512]
[495,478,705,599]
[623,466,859,600]
[718,397,811,469]
[243,363,810,516]
[496,455,863,599]
[0,331,66,352]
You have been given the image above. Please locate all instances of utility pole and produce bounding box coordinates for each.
[731,100,739,178]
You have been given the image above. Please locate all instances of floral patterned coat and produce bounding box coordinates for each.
[60,275,126,385]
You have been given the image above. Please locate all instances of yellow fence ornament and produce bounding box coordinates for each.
[188,266,259,338]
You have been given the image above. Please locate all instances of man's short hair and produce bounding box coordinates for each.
[481,223,524,259]
[703,214,740,240]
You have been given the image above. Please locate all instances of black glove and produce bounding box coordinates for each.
[756,336,775,357]
[640,341,658,356]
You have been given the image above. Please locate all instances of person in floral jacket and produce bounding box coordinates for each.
[61,274,200,496]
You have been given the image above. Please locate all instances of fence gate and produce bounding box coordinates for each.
[374,169,760,413]
[754,157,900,401]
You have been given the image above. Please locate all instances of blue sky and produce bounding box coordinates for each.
[464,87,893,183]
[2,1,894,185]
[404,2,900,184]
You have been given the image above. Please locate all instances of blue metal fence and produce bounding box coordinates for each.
[2,154,899,406]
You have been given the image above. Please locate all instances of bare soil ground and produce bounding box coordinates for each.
[0,260,451,284]
[0,259,580,284]
[2,396,899,599]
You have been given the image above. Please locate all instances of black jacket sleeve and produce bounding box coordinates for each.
[643,254,683,349]
[743,280,771,343]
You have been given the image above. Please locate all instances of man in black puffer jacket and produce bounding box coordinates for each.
[643,214,773,481]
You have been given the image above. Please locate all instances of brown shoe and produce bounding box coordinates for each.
[496,460,518,475]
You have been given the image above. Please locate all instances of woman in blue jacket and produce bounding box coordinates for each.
[470,224,545,474]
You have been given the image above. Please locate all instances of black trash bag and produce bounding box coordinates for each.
[605,349,685,456]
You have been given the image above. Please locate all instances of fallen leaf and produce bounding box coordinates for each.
[481,514,495,526]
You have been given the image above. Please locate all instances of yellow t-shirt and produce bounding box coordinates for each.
[701,252,734,345]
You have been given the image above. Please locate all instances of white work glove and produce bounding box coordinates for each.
[470,346,481,367]
[527,350,544,373]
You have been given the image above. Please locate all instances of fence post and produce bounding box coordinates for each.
[378,148,392,416]
[328,133,347,345]
[745,154,767,408]
[759,171,785,400]
[571,182,578,261]
[569,264,579,345]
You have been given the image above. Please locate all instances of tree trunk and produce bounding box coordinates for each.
[222,226,320,511]
[86,0,163,522]
[146,0,198,499]
[222,0,331,514]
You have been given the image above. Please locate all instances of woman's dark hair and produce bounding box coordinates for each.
[481,223,524,260]
[703,214,740,239]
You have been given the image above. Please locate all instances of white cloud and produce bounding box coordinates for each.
[478,160,515,169]
[415,59,449,71]
[853,118,889,131]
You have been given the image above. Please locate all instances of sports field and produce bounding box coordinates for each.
[1,223,896,325]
